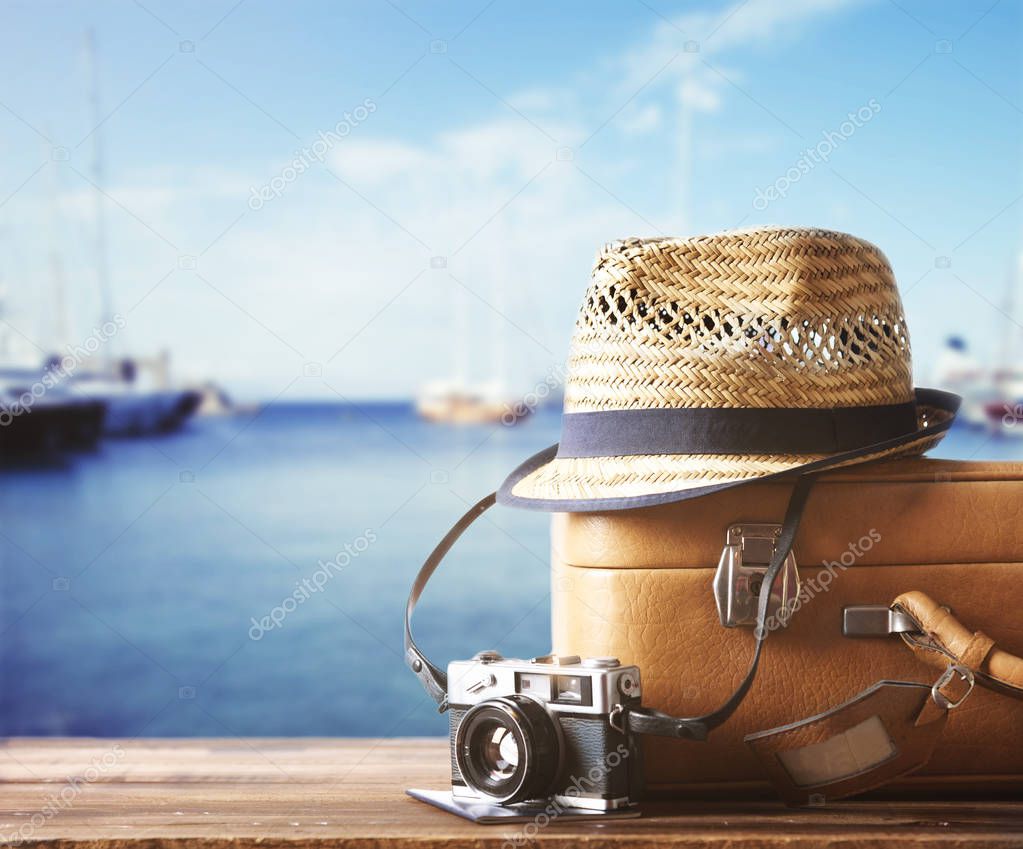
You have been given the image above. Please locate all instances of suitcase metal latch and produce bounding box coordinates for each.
[841,605,919,636]
[713,523,800,628]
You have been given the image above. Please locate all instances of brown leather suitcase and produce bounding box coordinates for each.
[550,456,1023,797]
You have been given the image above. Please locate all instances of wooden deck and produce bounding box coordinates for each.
[1,738,1022,848]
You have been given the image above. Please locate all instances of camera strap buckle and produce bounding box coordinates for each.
[608,703,625,734]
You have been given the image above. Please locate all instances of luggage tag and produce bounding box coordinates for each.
[745,666,973,806]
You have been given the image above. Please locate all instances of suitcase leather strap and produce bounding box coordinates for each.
[404,475,817,742]
[747,592,1023,804]
[746,678,953,805]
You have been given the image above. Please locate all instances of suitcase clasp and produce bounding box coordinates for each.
[841,605,919,637]
[713,523,800,628]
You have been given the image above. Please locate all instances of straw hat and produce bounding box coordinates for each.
[498,226,959,511]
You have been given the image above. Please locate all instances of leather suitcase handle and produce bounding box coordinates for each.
[895,590,1023,697]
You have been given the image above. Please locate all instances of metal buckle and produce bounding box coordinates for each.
[713,523,799,628]
[931,664,975,710]
[842,605,919,637]
[608,704,625,734]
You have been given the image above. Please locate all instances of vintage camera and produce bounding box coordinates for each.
[446,651,645,811]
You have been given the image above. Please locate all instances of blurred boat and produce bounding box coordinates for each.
[981,255,1023,435]
[72,381,200,436]
[982,368,1023,435]
[935,255,1023,436]
[0,370,107,458]
[0,391,72,457]
[66,357,201,437]
[193,380,235,417]
[0,36,209,457]
[933,336,995,428]
[415,379,517,425]
[416,230,530,426]
[55,36,202,439]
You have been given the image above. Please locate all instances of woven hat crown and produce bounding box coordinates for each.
[565,227,913,413]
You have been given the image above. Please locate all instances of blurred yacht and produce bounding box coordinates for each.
[935,254,1023,436]
[66,355,201,437]
[416,379,517,425]
[933,336,994,428]
[0,275,107,458]
[54,34,202,438]
[193,380,235,417]
[983,367,1023,434]
[981,256,1023,433]
[415,229,531,426]
[0,366,107,457]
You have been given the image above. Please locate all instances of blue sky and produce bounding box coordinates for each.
[1,0,1021,399]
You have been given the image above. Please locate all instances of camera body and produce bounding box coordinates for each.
[447,651,645,811]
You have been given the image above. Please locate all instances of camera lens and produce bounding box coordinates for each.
[477,722,520,780]
[455,695,560,804]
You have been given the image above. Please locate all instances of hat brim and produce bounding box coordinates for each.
[497,388,959,512]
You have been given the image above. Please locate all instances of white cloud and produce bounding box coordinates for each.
[690,0,865,54]
[508,86,567,113]
[331,140,435,183]
[678,77,721,113]
[696,132,780,160]
[619,103,663,135]
[57,167,253,224]
[333,117,576,186]
[616,0,868,119]
[636,0,867,63]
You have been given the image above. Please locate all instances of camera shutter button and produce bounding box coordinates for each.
[531,654,581,665]
[582,656,620,669]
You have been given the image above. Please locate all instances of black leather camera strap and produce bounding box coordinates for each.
[404,477,813,740]
[404,491,497,707]
[626,473,815,740]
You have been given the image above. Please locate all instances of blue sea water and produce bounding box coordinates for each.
[1,405,1021,738]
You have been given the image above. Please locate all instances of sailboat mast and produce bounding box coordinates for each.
[0,238,8,359]
[676,69,692,234]
[44,132,71,353]
[454,270,468,387]
[995,257,1018,381]
[85,30,114,356]
[492,221,507,395]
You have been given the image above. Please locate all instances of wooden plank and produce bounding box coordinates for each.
[1,738,1022,848]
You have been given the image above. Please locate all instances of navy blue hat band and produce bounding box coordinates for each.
[556,401,920,459]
